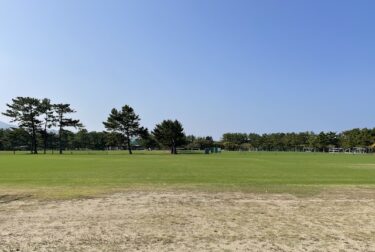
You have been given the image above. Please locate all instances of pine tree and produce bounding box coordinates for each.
[152,120,186,154]
[54,103,82,154]
[103,105,144,154]
[2,97,41,154]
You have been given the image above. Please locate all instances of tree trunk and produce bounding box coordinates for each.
[127,137,132,155]
[171,139,177,154]
[59,126,63,154]
[44,135,47,154]
[31,123,37,154]
[43,126,47,154]
[171,145,177,154]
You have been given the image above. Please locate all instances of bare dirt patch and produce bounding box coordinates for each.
[1,189,375,251]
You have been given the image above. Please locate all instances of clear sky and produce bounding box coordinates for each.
[1,0,374,139]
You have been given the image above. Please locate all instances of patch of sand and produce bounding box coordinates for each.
[1,189,375,251]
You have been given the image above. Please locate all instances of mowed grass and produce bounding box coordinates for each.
[1,151,375,198]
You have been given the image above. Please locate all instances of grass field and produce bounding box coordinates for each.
[2,151,375,251]
[1,151,375,198]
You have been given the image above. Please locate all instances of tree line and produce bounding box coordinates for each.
[1,96,375,154]
[2,97,82,154]
[221,130,375,152]
[1,97,186,154]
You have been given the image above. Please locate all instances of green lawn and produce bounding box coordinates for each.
[1,151,375,198]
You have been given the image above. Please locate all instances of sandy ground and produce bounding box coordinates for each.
[1,189,375,252]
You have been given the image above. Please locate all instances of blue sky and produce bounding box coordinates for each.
[1,0,374,139]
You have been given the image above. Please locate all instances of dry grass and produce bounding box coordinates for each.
[1,188,375,251]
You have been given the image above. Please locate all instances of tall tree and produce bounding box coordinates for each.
[39,98,56,154]
[103,105,144,154]
[152,120,186,154]
[2,97,41,154]
[54,103,82,154]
